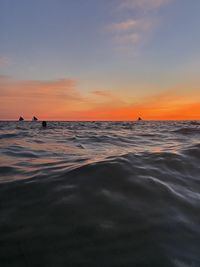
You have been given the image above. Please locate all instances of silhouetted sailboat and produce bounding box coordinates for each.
[32,116,38,121]
[137,117,142,121]
[19,116,24,121]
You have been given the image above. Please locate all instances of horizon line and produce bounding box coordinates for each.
[0,119,200,122]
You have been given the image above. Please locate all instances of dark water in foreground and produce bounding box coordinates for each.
[0,121,200,267]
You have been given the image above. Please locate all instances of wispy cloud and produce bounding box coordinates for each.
[107,0,172,51]
[114,33,141,45]
[1,75,199,120]
[107,18,152,47]
[76,88,200,120]
[120,0,170,10]
[92,90,113,97]
[108,19,145,32]
[0,76,83,119]
[0,76,77,98]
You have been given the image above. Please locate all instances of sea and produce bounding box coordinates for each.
[0,120,200,267]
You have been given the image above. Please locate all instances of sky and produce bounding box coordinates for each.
[0,0,200,120]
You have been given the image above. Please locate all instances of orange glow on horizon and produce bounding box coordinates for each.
[0,76,200,121]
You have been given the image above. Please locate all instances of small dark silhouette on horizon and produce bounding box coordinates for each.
[19,116,24,121]
[42,121,47,127]
[32,116,38,121]
[137,117,142,121]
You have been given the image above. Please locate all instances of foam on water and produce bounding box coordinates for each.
[0,121,200,267]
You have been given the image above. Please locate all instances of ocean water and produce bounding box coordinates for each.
[0,120,200,267]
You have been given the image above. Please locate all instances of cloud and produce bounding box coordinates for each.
[107,19,152,47]
[114,33,141,45]
[0,76,83,119]
[76,89,200,120]
[107,0,172,50]
[92,90,113,97]
[68,85,200,121]
[0,76,77,98]
[108,19,144,32]
[120,0,170,10]
[108,19,154,50]
[1,75,199,120]
[91,89,127,107]
[107,18,149,49]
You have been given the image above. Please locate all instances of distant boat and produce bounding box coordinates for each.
[32,116,38,121]
[137,117,142,121]
[19,116,24,121]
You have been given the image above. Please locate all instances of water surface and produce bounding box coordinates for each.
[0,121,200,267]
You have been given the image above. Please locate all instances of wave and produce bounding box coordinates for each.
[0,133,19,139]
[174,127,200,135]
[188,121,200,126]
[1,151,200,266]
[0,121,200,266]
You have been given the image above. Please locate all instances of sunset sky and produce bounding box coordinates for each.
[0,0,200,120]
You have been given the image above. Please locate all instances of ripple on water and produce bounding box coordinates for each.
[0,121,200,266]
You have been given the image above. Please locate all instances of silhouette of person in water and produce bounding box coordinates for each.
[138,117,142,121]
[42,121,47,127]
